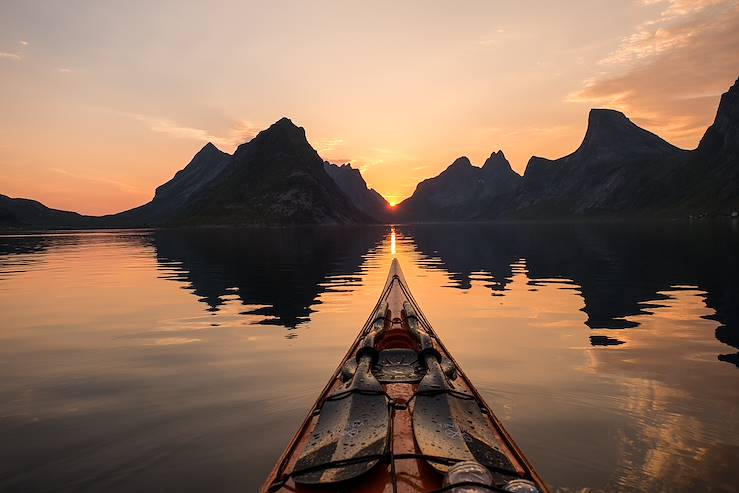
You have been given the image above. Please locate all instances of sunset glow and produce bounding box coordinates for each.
[1,1,738,215]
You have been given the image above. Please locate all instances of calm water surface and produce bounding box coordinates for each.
[0,223,737,493]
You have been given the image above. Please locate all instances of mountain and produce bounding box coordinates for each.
[506,109,686,217]
[106,142,232,227]
[3,77,738,229]
[323,162,390,221]
[481,150,523,194]
[1,118,376,229]
[106,118,373,226]
[0,194,97,230]
[397,79,738,221]
[176,118,371,225]
[666,77,739,214]
[396,151,520,221]
[505,78,739,218]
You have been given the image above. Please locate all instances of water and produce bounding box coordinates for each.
[0,223,737,493]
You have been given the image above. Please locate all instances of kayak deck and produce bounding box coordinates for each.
[262,259,549,493]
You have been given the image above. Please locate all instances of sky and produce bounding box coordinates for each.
[1,0,738,213]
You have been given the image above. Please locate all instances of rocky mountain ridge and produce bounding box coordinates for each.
[323,162,390,221]
[396,151,521,221]
[2,76,737,229]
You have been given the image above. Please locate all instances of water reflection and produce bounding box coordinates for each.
[151,227,386,328]
[0,222,737,493]
[400,222,738,365]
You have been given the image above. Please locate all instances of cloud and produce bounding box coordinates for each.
[568,0,739,148]
[314,137,344,153]
[478,28,512,47]
[57,68,72,73]
[642,0,727,17]
[600,0,733,65]
[125,112,263,150]
[49,167,144,195]
[0,52,21,60]
[349,147,414,173]
[322,147,408,173]
[19,40,28,46]
[599,23,699,65]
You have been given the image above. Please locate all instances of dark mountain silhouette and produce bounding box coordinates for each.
[1,118,377,229]
[0,194,99,230]
[482,150,521,189]
[659,77,739,215]
[396,151,520,221]
[107,142,232,226]
[107,118,372,226]
[2,77,738,229]
[323,162,390,221]
[178,118,372,225]
[394,76,738,221]
[481,77,739,219]
[509,109,685,216]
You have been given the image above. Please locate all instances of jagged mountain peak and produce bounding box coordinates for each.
[200,141,221,153]
[449,156,473,168]
[717,76,739,124]
[267,117,308,142]
[271,116,302,131]
[488,149,506,159]
[335,162,362,175]
[588,108,628,122]
[323,161,389,221]
[192,142,228,161]
[153,141,231,204]
[482,150,513,172]
[575,107,680,160]
[235,117,310,156]
[584,108,641,142]
[697,76,739,155]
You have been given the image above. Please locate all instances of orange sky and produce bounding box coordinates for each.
[1,0,738,213]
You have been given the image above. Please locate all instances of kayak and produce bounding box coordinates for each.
[261,259,550,493]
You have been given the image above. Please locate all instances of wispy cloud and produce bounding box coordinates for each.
[124,112,263,151]
[350,147,414,173]
[49,167,144,195]
[229,120,262,145]
[599,23,698,65]
[642,0,727,17]
[598,0,729,65]
[57,68,72,73]
[478,28,511,47]
[568,0,739,148]
[314,137,344,153]
[1,40,28,60]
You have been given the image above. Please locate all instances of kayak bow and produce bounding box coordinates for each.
[262,259,549,493]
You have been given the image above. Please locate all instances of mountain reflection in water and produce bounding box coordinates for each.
[0,222,737,493]
[400,222,738,364]
[152,227,386,329]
